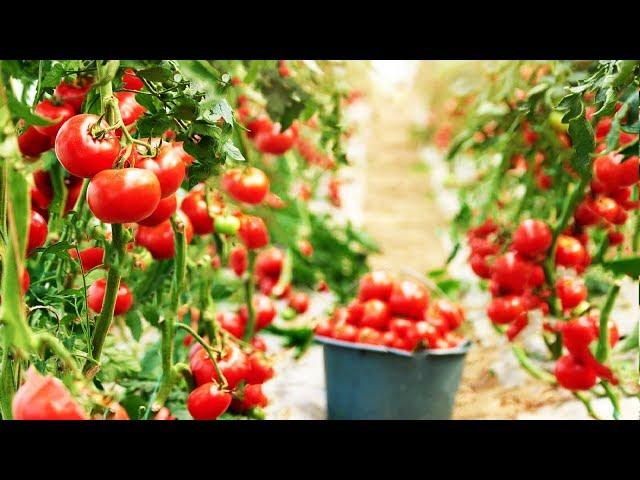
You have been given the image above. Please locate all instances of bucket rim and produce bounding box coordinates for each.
[315,334,471,357]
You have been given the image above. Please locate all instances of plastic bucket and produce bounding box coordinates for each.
[317,336,470,420]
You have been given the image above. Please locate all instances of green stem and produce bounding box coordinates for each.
[573,392,600,420]
[243,250,257,341]
[0,348,15,419]
[34,332,82,378]
[175,323,227,387]
[84,224,124,376]
[596,281,620,363]
[154,218,187,408]
[511,345,557,384]
[601,381,620,420]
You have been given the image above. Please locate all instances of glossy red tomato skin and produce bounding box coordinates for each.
[358,271,394,302]
[231,384,268,412]
[246,116,273,139]
[357,326,384,345]
[358,299,390,330]
[388,280,429,320]
[254,123,298,155]
[87,278,133,316]
[560,316,596,355]
[115,92,146,126]
[190,345,250,389]
[556,277,587,310]
[555,235,587,269]
[12,367,88,420]
[239,294,276,330]
[55,114,121,178]
[574,200,600,226]
[491,252,532,294]
[512,219,552,258]
[137,194,177,227]
[139,145,186,198]
[69,246,105,271]
[245,353,274,385]
[255,247,284,279]
[345,301,364,326]
[18,126,53,158]
[333,324,358,342]
[28,210,48,254]
[229,245,248,276]
[469,253,492,278]
[487,295,525,325]
[222,167,270,204]
[218,311,246,338]
[187,382,232,420]
[135,213,194,259]
[180,189,217,235]
[21,269,30,294]
[88,168,161,224]
[238,215,269,249]
[33,100,75,138]
[54,78,92,112]
[432,299,465,330]
[122,68,144,91]
[554,354,597,391]
[289,291,310,313]
[617,156,639,187]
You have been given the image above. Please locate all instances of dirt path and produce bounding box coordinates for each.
[360,85,573,419]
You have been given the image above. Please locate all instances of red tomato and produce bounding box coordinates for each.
[170,141,194,166]
[222,167,270,204]
[258,276,276,295]
[12,366,87,420]
[18,126,53,158]
[69,246,104,271]
[346,301,364,326]
[231,384,268,412]
[180,188,220,235]
[187,382,232,420]
[416,321,441,348]
[255,247,284,279]
[34,100,75,138]
[190,345,250,389]
[536,172,552,190]
[138,145,186,198]
[468,236,500,256]
[315,319,334,337]
[512,219,552,258]
[333,324,358,342]
[218,311,245,338]
[607,230,624,246]
[574,199,600,226]
[55,114,121,178]
[297,239,313,257]
[468,218,498,238]
[54,78,92,112]
[388,280,429,320]
[88,168,161,224]
[556,277,587,310]
[288,291,310,314]
[469,253,492,279]
[389,318,414,337]
[594,196,624,224]
[229,245,248,276]
[584,315,619,348]
[611,187,639,210]
[432,299,465,330]
[245,353,274,385]
[137,194,177,227]
[21,269,30,294]
[491,252,533,294]
[27,210,48,254]
[239,294,276,330]
[115,92,145,126]
[251,336,267,352]
[238,215,269,250]
[522,121,538,146]
[554,354,597,391]
[254,123,298,155]
[87,277,133,315]
[122,68,144,91]
[135,213,194,259]
[358,271,394,302]
[246,116,273,139]
[595,117,612,141]
[265,192,285,209]
[154,407,176,420]
[487,295,525,325]
[382,330,400,347]
[359,299,391,330]
[555,235,587,269]
[617,156,639,187]
[358,327,384,345]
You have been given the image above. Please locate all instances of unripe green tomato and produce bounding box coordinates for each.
[214,215,240,235]
[548,111,569,133]
[281,307,297,321]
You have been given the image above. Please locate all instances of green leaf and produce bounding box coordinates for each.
[602,256,640,277]
[223,140,245,162]
[125,310,143,341]
[210,99,234,125]
[567,115,595,177]
[136,66,173,83]
[7,90,54,126]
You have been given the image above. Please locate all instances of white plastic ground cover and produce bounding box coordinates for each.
[419,145,640,420]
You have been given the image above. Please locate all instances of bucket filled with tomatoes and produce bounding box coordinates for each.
[315,271,470,420]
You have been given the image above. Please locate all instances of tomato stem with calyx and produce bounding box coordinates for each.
[243,250,257,341]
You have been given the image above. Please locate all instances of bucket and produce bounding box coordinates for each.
[317,336,470,420]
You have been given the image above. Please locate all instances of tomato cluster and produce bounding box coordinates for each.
[315,271,466,351]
